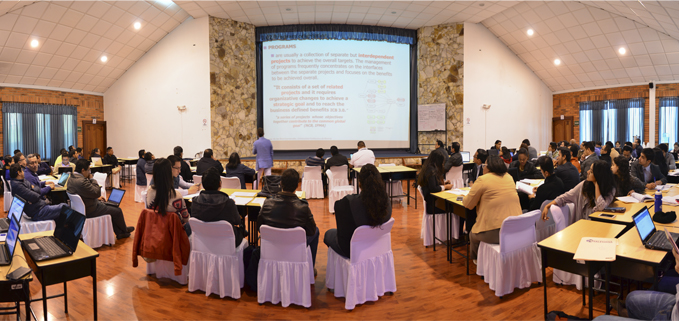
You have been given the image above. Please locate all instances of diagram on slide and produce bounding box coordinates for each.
[358,79,407,135]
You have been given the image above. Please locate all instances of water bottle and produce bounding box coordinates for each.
[655,189,663,214]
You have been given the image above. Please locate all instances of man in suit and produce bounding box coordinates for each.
[523,139,538,160]
[554,147,580,191]
[444,142,463,172]
[174,146,193,183]
[433,140,449,162]
[253,127,273,189]
[196,148,224,176]
[623,145,637,168]
[632,148,667,190]
[468,149,488,187]
[324,145,349,171]
[579,141,599,181]
[68,159,134,239]
[9,164,67,221]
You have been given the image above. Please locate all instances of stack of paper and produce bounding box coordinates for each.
[233,197,254,206]
[516,182,535,195]
[231,191,257,197]
[617,192,654,203]
[573,237,617,262]
[445,189,469,196]
[669,170,679,177]
[249,198,265,206]
[520,179,544,186]
[663,195,679,206]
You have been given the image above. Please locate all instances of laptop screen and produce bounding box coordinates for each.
[6,217,20,258]
[53,207,86,251]
[108,188,125,203]
[8,196,25,222]
[633,207,656,241]
[461,151,470,163]
[57,172,70,186]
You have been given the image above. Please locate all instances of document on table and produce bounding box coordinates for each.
[663,195,679,206]
[249,198,265,206]
[519,179,544,186]
[445,189,469,196]
[233,197,254,206]
[573,237,617,262]
[295,191,304,198]
[656,185,674,191]
[231,192,257,197]
[185,193,200,199]
[617,192,654,203]
[516,182,535,195]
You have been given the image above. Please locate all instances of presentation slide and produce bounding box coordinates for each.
[262,39,410,150]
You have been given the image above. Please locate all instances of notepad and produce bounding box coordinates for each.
[573,237,617,262]
[231,192,257,197]
[520,179,544,186]
[184,193,200,199]
[295,191,304,198]
[249,198,265,206]
[516,182,535,195]
[445,189,469,196]
[617,192,654,203]
[233,197,254,206]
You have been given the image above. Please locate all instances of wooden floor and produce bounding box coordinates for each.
[1,180,615,320]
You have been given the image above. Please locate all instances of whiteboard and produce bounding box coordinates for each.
[418,103,446,131]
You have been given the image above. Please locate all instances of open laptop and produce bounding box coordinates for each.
[58,166,73,174]
[55,172,70,187]
[0,196,25,233]
[0,217,21,266]
[105,188,126,207]
[22,206,86,262]
[461,151,470,163]
[633,206,679,251]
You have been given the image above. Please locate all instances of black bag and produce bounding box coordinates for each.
[258,175,281,197]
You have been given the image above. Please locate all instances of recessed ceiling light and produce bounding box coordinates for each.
[134,22,141,30]
[391,11,397,14]
[527,29,534,36]
[554,58,561,66]
[30,39,39,48]
[101,55,108,62]
[285,8,291,11]
[479,3,485,6]
[619,47,626,55]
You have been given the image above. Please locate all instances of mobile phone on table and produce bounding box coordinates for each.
[599,213,616,218]
[456,196,463,201]
[664,228,679,254]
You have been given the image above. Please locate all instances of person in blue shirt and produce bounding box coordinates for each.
[136,149,147,187]
[305,148,325,167]
[225,152,256,189]
[35,154,53,175]
[24,154,53,197]
[253,127,273,189]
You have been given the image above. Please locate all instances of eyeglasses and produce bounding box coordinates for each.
[172,166,181,170]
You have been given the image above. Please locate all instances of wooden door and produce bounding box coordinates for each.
[82,121,106,160]
[552,117,574,142]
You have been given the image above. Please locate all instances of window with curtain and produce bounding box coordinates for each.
[2,102,77,161]
[659,97,678,145]
[579,98,644,143]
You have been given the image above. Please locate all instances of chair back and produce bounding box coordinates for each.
[416,186,428,214]
[260,225,307,263]
[327,165,349,190]
[549,204,569,232]
[445,165,464,188]
[67,193,87,215]
[303,166,322,180]
[499,210,540,254]
[1,176,10,191]
[350,218,395,264]
[93,172,107,187]
[189,217,236,255]
[221,176,241,189]
[145,174,153,187]
[193,175,202,186]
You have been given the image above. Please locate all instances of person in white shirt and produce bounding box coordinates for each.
[349,141,375,168]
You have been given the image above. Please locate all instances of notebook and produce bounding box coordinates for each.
[0,216,21,266]
[633,206,679,251]
[461,151,470,163]
[22,206,86,262]
[0,196,25,233]
[105,188,126,207]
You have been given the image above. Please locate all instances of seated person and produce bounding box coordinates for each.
[56,153,76,174]
[102,147,122,188]
[569,144,581,173]
[434,140,449,162]
[523,139,538,159]
[599,145,613,165]
[224,152,256,189]
[305,148,325,167]
[443,142,463,172]
[68,159,134,239]
[14,153,26,168]
[525,156,565,211]
[468,149,488,187]
[196,148,224,176]
[554,147,580,191]
[191,167,244,246]
[24,154,53,197]
[659,143,677,170]
[418,151,452,215]
[654,147,670,177]
[546,142,559,160]
[325,145,349,171]
[76,147,84,160]
[258,168,319,267]
[324,164,391,258]
[53,149,67,169]
[146,158,191,235]
[501,146,513,165]
[174,146,193,183]
[3,155,13,181]
[580,142,600,180]
[150,155,200,195]
[622,144,637,168]
[143,152,155,174]
[509,148,543,179]
[136,149,147,186]
[9,164,68,221]
[349,141,375,168]
[631,148,667,190]
[612,155,645,197]
[90,148,102,160]
[35,154,52,175]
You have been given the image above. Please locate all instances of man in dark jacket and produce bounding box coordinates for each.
[35,154,52,175]
[434,140,449,163]
[67,159,134,239]
[196,148,224,176]
[174,146,193,183]
[324,146,349,171]
[136,149,147,186]
[509,148,544,180]
[468,149,487,187]
[258,168,319,266]
[632,148,667,190]
[579,142,599,181]
[10,164,67,221]
[443,141,463,172]
[191,167,244,246]
[554,147,580,191]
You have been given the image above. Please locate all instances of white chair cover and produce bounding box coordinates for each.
[188,218,248,299]
[67,193,116,248]
[326,218,396,310]
[147,260,188,285]
[20,214,55,234]
[379,164,404,198]
[327,170,354,214]
[193,175,202,188]
[327,165,349,190]
[418,186,458,245]
[145,174,153,187]
[258,225,314,308]
[135,184,146,203]
[93,172,107,198]
[301,166,324,199]
[535,200,557,242]
[221,177,241,189]
[476,210,542,297]
[550,204,589,289]
[110,171,120,188]
[445,165,464,188]
[2,176,13,212]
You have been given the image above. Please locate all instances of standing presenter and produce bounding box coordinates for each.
[253,127,274,189]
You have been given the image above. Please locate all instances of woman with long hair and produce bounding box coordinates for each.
[418,150,452,215]
[543,160,616,224]
[654,147,670,177]
[323,164,391,258]
[146,158,191,235]
[225,152,256,189]
[501,146,512,165]
[612,155,644,196]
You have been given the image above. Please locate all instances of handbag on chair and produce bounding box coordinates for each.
[258,175,281,197]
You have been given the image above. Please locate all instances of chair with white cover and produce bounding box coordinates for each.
[134,167,146,203]
[92,172,107,198]
[221,177,241,189]
[147,260,188,285]
[188,218,248,299]
[327,168,354,214]
[301,166,324,199]
[328,165,350,189]
[476,210,542,297]
[379,164,404,199]
[258,225,314,308]
[418,186,458,246]
[535,199,556,242]
[2,176,12,212]
[20,213,56,234]
[445,165,465,188]
[193,175,202,188]
[549,204,588,289]
[66,193,116,248]
[326,218,396,310]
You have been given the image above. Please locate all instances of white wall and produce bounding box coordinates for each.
[104,17,210,159]
[463,22,553,154]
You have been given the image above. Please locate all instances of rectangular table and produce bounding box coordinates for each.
[538,220,625,320]
[589,186,679,230]
[20,231,99,321]
[117,158,138,185]
[0,245,33,321]
[353,165,418,208]
[432,190,469,271]
[613,227,668,286]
